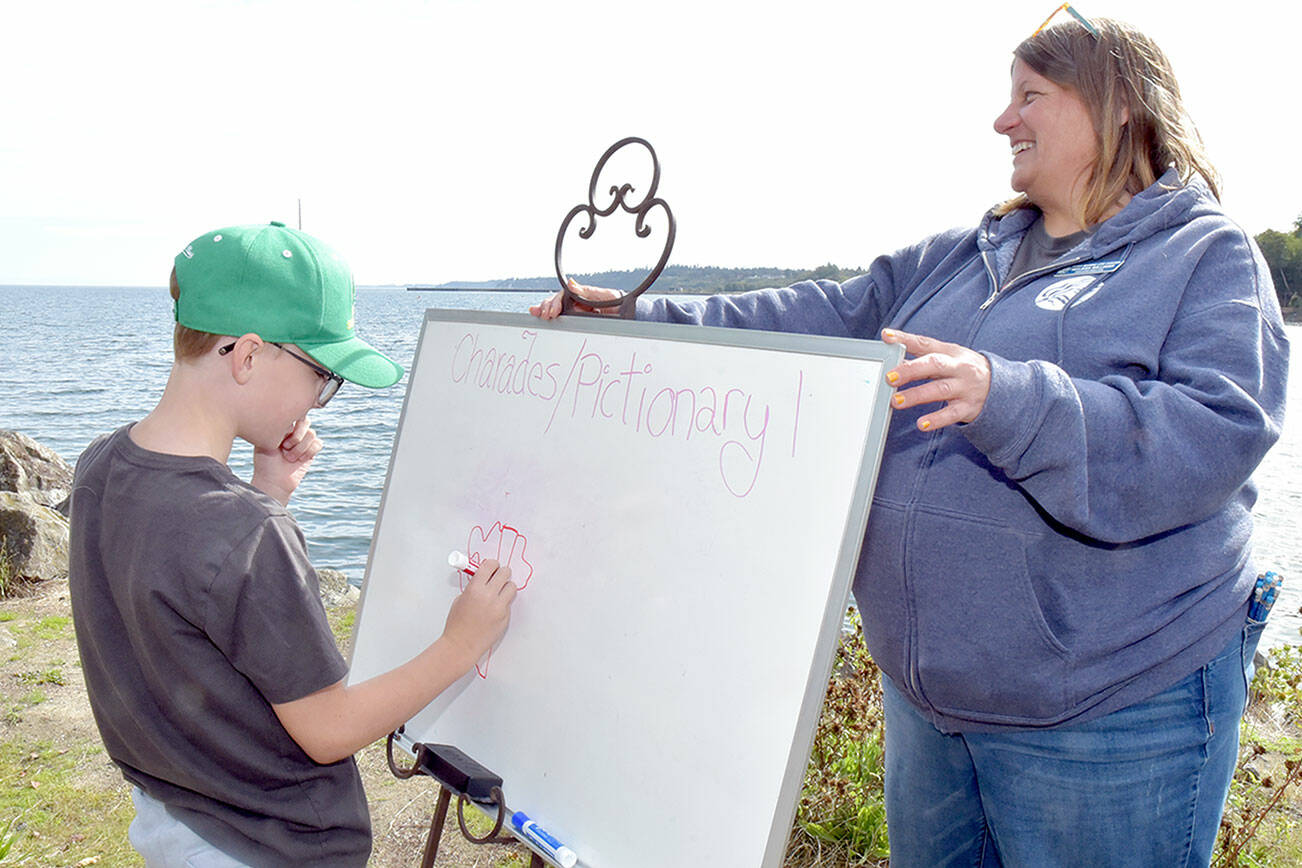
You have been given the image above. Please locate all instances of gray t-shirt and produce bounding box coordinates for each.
[1006,214,1090,286]
[69,425,369,866]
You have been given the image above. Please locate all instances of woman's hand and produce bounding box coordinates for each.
[882,329,991,431]
[529,279,623,320]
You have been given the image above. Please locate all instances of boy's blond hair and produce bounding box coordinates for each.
[169,267,223,361]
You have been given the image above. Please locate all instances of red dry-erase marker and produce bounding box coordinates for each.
[448,551,477,576]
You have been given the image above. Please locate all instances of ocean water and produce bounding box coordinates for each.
[0,285,546,577]
[2,286,1299,647]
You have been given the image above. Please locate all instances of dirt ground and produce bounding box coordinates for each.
[0,578,528,867]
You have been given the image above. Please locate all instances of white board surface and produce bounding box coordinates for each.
[348,310,899,868]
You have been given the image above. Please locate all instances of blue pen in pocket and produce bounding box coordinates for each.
[1248,571,1282,623]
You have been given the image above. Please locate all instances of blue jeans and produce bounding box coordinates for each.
[882,619,1264,868]
[128,788,253,868]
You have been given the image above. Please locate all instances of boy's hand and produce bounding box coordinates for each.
[273,556,518,764]
[441,558,518,670]
[252,417,323,505]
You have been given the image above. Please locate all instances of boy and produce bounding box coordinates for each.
[69,222,518,866]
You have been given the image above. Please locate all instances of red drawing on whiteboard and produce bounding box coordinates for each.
[463,521,534,678]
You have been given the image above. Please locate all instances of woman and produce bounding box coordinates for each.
[534,12,1289,867]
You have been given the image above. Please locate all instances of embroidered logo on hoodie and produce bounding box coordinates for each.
[1036,276,1101,311]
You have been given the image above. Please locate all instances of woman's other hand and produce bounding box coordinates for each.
[882,329,991,431]
[529,279,623,320]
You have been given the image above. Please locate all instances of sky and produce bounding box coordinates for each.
[2,0,1300,287]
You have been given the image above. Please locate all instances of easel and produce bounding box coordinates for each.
[386,728,548,868]
[387,135,678,867]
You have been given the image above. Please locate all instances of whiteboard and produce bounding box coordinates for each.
[348,310,900,868]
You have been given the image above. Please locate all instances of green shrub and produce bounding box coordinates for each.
[787,608,889,866]
[0,546,13,600]
[1214,644,1302,867]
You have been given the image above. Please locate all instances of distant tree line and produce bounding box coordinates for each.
[435,264,865,294]
[439,233,1300,314]
[1255,217,1302,311]
[641,263,865,294]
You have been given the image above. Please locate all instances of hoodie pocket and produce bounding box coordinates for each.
[855,500,910,689]
[910,508,1071,724]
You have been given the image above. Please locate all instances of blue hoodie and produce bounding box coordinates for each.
[637,170,1290,732]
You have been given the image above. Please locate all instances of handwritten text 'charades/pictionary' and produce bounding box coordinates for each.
[448,329,805,497]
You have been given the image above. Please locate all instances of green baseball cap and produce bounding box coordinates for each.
[173,222,403,388]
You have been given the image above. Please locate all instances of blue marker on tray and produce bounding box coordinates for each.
[511,811,578,868]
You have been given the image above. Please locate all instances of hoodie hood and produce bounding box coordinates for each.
[977,168,1216,265]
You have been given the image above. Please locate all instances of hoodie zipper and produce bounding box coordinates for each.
[904,241,1096,708]
[978,251,1094,310]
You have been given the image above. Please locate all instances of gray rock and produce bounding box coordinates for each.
[0,431,74,510]
[0,490,71,583]
[317,567,360,607]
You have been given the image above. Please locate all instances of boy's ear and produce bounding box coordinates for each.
[226,333,265,386]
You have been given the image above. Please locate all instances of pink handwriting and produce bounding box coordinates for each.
[449,329,804,498]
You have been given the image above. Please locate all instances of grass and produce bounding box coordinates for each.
[30,618,70,642]
[5,618,73,662]
[329,607,357,651]
[5,686,48,727]
[0,740,137,867]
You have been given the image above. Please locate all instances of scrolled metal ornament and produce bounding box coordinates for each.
[555,136,676,318]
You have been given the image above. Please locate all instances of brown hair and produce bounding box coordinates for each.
[169,267,224,361]
[994,17,1219,227]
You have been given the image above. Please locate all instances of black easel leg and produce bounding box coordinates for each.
[420,786,453,868]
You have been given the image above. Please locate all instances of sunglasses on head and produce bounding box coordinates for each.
[1031,3,1100,39]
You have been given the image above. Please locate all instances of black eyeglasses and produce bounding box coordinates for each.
[218,341,344,407]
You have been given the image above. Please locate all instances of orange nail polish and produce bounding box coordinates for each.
[893,394,905,407]
[919,420,931,430]
[886,371,899,385]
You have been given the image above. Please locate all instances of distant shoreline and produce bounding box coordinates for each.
[404,285,721,294]
[407,286,542,292]
[5,284,1298,313]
